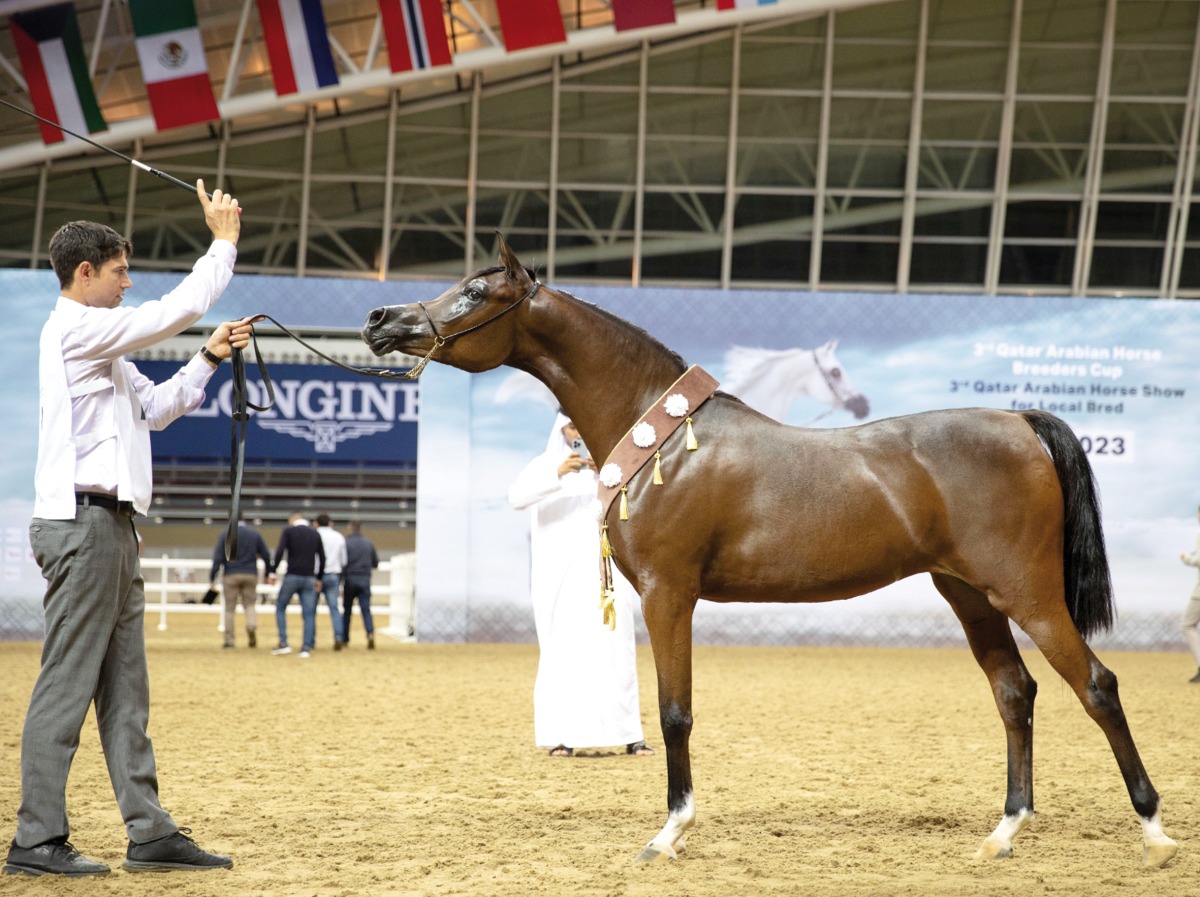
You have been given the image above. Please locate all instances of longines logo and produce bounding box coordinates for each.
[192,378,418,454]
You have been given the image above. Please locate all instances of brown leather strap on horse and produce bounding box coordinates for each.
[595,365,720,621]
[595,365,720,523]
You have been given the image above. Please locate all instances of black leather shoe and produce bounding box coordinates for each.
[1189,668,1200,683]
[123,829,232,872]
[3,838,110,876]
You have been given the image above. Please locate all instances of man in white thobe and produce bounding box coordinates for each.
[508,413,652,756]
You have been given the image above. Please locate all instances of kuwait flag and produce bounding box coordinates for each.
[10,3,106,144]
[718,0,778,8]
[379,0,452,73]
[128,0,220,131]
[257,0,340,95]
[613,0,675,32]
[494,0,566,53]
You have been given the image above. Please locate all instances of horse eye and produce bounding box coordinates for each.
[830,368,842,379]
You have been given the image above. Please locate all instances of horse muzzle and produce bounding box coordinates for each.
[844,394,870,419]
[362,305,425,357]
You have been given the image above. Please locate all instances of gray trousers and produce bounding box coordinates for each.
[15,507,176,847]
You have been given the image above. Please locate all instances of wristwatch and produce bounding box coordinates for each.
[199,346,223,365]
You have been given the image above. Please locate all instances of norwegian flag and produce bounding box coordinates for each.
[379,0,451,72]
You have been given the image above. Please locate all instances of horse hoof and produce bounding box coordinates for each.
[1143,838,1178,868]
[636,842,677,864]
[973,837,1013,861]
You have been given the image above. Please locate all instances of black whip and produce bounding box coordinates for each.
[0,96,223,200]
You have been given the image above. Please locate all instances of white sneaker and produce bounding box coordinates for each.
[271,645,292,655]
[298,649,311,658]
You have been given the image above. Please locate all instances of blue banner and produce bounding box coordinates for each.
[139,361,419,464]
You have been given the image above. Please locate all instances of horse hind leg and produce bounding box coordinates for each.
[932,574,1037,860]
[1017,599,1177,867]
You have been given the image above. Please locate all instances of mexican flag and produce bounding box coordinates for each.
[10,3,106,144]
[128,0,220,131]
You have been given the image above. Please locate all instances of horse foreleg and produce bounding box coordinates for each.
[636,592,697,863]
[1022,611,1178,867]
[934,574,1038,860]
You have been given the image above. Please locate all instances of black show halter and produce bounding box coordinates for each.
[223,281,541,560]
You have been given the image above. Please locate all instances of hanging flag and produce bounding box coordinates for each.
[717,0,778,8]
[378,0,452,73]
[127,0,220,131]
[10,3,106,144]
[257,0,340,95]
[494,0,566,53]
[613,0,675,32]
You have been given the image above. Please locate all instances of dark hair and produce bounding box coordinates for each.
[48,221,132,289]
[316,514,331,527]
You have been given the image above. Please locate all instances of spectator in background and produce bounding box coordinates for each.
[268,512,325,658]
[314,514,348,651]
[508,413,652,758]
[342,520,380,650]
[1180,503,1200,682]
[209,514,271,649]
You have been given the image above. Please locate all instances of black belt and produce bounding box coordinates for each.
[76,492,136,517]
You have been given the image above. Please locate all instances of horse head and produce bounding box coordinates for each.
[808,339,870,419]
[361,236,538,373]
[723,338,870,423]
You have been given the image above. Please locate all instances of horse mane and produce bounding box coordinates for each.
[558,289,688,373]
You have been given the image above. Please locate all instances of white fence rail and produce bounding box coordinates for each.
[140,553,417,640]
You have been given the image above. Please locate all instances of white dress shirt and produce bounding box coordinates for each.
[317,526,347,575]
[34,240,237,519]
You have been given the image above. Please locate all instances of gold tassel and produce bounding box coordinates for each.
[685,416,698,450]
[619,487,629,520]
[600,523,612,558]
[601,590,616,630]
[652,451,663,485]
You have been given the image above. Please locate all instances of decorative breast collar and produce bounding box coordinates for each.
[595,364,720,628]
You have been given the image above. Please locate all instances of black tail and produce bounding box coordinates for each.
[1021,410,1114,638]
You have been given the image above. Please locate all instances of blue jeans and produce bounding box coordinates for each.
[275,574,318,650]
[320,573,345,643]
[342,574,374,639]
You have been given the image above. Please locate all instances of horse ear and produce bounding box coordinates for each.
[824,337,839,351]
[496,233,526,283]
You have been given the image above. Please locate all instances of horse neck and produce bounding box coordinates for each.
[511,289,686,461]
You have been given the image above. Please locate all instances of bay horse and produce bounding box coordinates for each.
[361,237,1178,868]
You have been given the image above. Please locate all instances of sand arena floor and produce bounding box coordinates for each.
[0,612,1195,896]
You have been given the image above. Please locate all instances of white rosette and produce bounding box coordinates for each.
[664,393,689,417]
[632,421,657,448]
[599,463,623,488]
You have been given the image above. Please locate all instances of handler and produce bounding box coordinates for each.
[4,180,250,877]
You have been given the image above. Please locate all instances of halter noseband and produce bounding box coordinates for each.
[404,278,542,379]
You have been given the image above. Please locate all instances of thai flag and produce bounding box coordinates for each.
[257,0,339,95]
[717,0,778,9]
[379,0,452,73]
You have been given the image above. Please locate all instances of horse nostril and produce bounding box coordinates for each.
[366,307,388,329]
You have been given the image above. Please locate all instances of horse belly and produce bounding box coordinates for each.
[700,489,936,605]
